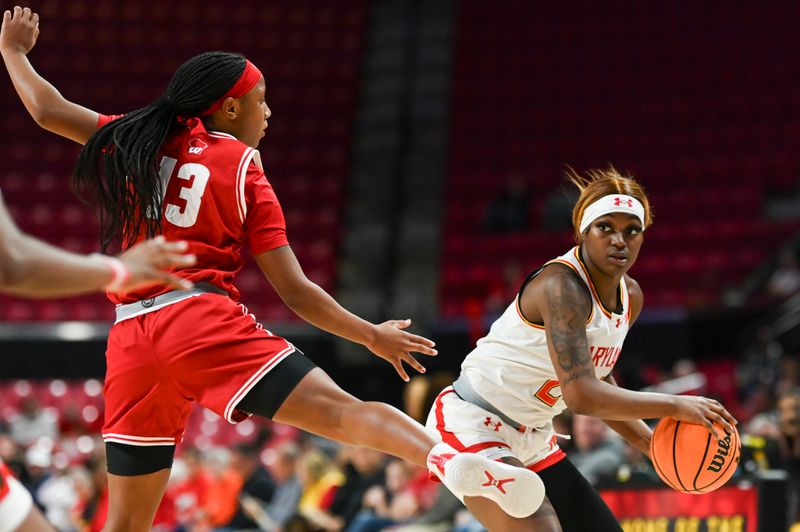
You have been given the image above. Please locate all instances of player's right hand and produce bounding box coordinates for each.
[365,319,438,382]
[116,236,196,293]
[670,395,737,440]
[0,6,40,55]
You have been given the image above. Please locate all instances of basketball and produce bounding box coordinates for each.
[650,417,741,494]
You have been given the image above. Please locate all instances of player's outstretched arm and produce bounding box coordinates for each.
[529,266,737,438]
[0,193,195,298]
[1,6,99,144]
[255,245,437,381]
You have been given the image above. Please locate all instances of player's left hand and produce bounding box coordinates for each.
[365,319,438,382]
[0,6,40,55]
[115,236,196,293]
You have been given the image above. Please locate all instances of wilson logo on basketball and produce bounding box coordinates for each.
[707,434,731,473]
[188,138,208,155]
[614,197,634,208]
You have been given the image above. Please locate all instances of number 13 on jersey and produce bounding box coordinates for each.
[159,156,210,228]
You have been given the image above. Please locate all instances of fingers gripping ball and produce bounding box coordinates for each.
[650,418,740,493]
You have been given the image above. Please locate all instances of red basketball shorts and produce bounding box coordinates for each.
[102,293,296,447]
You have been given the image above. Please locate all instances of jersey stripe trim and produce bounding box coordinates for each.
[526,449,566,472]
[514,259,594,328]
[101,434,176,446]
[434,388,511,453]
[235,148,255,224]
[515,296,545,329]
[572,247,623,319]
[223,343,295,423]
[208,130,237,140]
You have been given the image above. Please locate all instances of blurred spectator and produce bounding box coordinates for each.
[767,249,800,300]
[403,374,456,425]
[240,441,303,531]
[37,461,80,530]
[23,444,53,508]
[485,260,525,317]
[777,388,800,479]
[540,184,578,232]
[168,447,212,529]
[737,327,785,419]
[203,447,243,527]
[288,448,345,530]
[615,442,659,485]
[348,460,436,532]
[0,433,28,484]
[482,174,532,233]
[741,414,784,474]
[72,454,108,532]
[10,398,58,447]
[223,443,276,529]
[569,415,625,486]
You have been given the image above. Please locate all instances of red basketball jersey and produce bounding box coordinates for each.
[96,114,288,304]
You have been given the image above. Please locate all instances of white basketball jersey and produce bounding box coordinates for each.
[460,246,631,428]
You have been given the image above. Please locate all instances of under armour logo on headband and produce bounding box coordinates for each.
[614,198,634,208]
[579,194,646,234]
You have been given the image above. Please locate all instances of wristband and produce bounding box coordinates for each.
[92,254,132,293]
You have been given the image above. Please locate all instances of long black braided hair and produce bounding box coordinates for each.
[73,51,247,251]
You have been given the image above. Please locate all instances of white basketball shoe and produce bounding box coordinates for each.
[426,442,546,518]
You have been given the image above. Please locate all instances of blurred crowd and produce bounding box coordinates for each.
[2,339,800,532]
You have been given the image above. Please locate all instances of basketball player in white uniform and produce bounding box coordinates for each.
[427,168,738,531]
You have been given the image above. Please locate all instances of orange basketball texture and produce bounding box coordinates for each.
[649,417,740,493]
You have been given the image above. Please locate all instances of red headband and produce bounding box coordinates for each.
[201,59,263,116]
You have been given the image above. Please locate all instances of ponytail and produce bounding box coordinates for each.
[73,52,247,251]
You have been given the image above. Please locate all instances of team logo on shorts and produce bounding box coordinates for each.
[188,138,208,155]
[483,417,502,431]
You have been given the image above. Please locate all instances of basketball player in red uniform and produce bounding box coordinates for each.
[0,103,195,532]
[0,218,192,532]
[2,7,545,530]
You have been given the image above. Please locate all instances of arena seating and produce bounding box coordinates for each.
[441,2,800,316]
[0,0,366,321]
[0,378,299,453]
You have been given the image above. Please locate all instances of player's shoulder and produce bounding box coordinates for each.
[624,273,644,323]
[526,262,592,310]
[623,273,642,301]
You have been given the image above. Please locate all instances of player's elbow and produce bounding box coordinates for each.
[29,94,68,131]
[278,278,319,311]
[30,106,52,128]
[562,381,600,416]
[0,240,27,292]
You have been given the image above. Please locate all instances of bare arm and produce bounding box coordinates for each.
[601,374,652,457]
[254,245,437,381]
[1,7,99,144]
[599,277,652,456]
[0,192,194,297]
[525,265,736,437]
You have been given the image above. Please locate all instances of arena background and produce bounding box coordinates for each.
[0,1,798,531]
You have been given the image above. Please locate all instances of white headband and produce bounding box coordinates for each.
[578,194,646,233]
